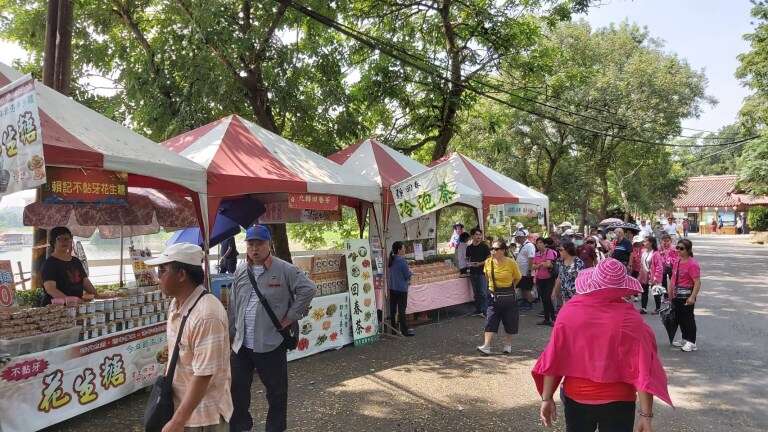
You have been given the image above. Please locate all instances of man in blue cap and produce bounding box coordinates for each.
[228,225,315,432]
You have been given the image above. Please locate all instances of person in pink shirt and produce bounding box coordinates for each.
[669,239,702,352]
[533,258,671,432]
[639,237,664,314]
[658,234,678,296]
[532,237,558,326]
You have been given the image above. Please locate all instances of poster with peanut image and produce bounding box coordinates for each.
[0,76,46,197]
[344,239,379,346]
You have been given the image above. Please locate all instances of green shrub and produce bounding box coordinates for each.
[748,206,768,231]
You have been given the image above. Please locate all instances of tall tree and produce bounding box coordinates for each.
[348,0,589,161]
[453,21,711,224]
[735,1,768,195]
[1,0,367,260]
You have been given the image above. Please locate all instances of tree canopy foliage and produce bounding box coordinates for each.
[4,1,761,246]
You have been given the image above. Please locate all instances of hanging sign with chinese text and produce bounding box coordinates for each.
[343,239,379,346]
[0,324,167,432]
[259,201,341,224]
[41,167,128,205]
[288,193,339,211]
[390,164,460,223]
[0,76,46,197]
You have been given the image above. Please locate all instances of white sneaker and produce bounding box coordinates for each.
[503,345,512,354]
[477,345,492,355]
[671,340,685,348]
[681,341,698,352]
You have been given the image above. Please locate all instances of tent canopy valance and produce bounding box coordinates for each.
[429,152,549,219]
[162,115,382,234]
[329,139,482,228]
[23,187,198,238]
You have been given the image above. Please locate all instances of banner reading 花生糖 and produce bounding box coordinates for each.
[343,239,379,346]
[390,164,459,223]
[0,324,167,432]
[0,77,46,197]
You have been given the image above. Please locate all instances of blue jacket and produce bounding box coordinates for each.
[387,255,412,293]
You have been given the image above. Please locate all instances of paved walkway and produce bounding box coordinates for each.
[47,234,768,431]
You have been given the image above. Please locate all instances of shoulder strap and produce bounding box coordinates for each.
[490,258,497,290]
[246,266,284,332]
[166,291,208,382]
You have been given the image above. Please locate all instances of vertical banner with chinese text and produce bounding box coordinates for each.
[390,164,460,223]
[0,77,46,196]
[343,239,379,346]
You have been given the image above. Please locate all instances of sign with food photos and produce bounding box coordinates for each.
[390,164,460,223]
[343,239,379,346]
[0,77,46,197]
[287,292,353,362]
[0,260,14,308]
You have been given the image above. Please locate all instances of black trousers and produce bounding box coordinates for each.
[537,277,556,322]
[230,345,288,432]
[640,284,661,310]
[389,290,409,333]
[673,298,697,343]
[562,393,635,432]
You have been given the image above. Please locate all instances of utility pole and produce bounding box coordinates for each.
[31,0,73,290]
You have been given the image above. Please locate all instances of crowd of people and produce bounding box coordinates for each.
[444,217,703,432]
[122,215,705,431]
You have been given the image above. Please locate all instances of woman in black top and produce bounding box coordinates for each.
[40,227,97,305]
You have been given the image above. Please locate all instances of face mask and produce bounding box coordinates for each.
[574,239,583,246]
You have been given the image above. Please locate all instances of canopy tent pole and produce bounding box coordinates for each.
[376,194,401,338]
[119,225,124,288]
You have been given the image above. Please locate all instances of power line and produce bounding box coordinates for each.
[681,139,751,166]
[284,0,761,148]
[338,6,743,141]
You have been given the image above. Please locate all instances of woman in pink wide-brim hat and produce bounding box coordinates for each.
[532,258,672,432]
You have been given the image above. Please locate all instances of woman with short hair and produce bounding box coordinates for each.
[477,240,521,355]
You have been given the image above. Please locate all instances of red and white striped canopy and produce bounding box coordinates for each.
[328,138,428,190]
[430,152,549,214]
[162,115,379,204]
[0,63,205,196]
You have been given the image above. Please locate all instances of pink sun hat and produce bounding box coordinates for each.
[575,258,642,295]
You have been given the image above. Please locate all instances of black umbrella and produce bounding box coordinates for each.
[658,302,677,344]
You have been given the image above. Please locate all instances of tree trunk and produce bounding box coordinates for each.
[33,0,73,289]
[42,0,59,86]
[241,68,291,262]
[600,170,610,219]
[431,0,462,162]
[580,192,590,230]
[53,0,73,95]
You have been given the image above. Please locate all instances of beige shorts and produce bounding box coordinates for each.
[185,417,229,432]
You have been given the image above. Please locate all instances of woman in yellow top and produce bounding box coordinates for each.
[477,240,522,355]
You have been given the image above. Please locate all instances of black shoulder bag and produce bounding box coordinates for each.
[490,259,517,308]
[246,267,299,351]
[144,291,208,432]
